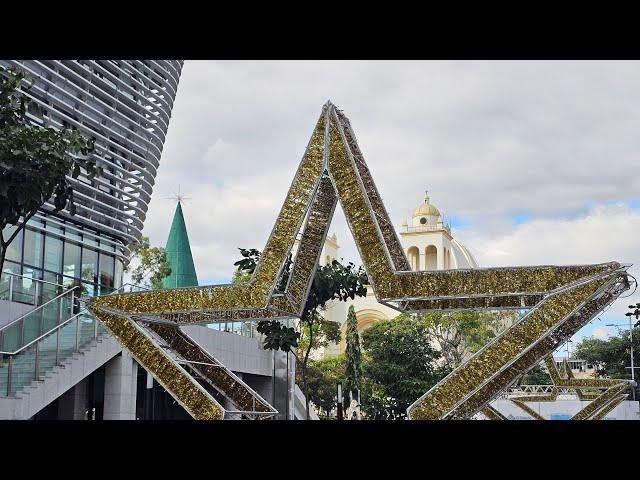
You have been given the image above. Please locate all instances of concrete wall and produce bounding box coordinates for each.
[103,351,138,420]
[181,325,274,377]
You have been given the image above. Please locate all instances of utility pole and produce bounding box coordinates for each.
[625,304,639,401]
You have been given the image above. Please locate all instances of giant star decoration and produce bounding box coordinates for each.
[87,102,631,420]
[504,356,631,420]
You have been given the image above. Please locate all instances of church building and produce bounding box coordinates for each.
[317,191,478,357]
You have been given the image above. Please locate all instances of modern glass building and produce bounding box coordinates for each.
[0,60,183,297]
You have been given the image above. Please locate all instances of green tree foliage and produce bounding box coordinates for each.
[574,328,640,378]
[297,315,341,356]
[0,67,98,274]
[126,236,172,290]
[344,305,362,403]
[301,355,346,418]
[361,314,450,420]
[574,327,640,398]
[421,310,508,369]
[233,247,368,419]
[256,320,299,351]
[520,365,552,385]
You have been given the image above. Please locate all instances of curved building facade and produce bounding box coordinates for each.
[0,60,183,294]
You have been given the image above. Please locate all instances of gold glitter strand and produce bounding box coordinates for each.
[82,102,630,420]
[481,405,507,420]
[86,305,224,420]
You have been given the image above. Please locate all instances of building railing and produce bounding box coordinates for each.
[108,283,259,339]
[0,271,68,308]
[0,286,80,354]
[401,224,451,234]
[0,308,107,396]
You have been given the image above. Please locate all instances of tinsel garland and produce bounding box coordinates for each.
[84,103,631,420]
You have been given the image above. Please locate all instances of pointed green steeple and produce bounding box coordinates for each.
[162,201,198,289]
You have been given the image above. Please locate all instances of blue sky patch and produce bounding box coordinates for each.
[512,213,532,224]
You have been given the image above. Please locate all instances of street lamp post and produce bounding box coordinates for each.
[336,383,343,421]
[625,304,639,402]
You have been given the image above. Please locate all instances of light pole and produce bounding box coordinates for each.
[336,382,343,421]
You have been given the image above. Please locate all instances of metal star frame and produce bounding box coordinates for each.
[86,102,631,420]
[505,356,631,420]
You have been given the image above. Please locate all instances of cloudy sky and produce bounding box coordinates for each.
[142,60,640,346]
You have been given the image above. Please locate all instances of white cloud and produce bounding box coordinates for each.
[591,326,614,340]
[143,60,640,309]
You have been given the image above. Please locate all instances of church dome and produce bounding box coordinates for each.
[412,191,442,227]
[413,202,440,218]
[412,191,440,218]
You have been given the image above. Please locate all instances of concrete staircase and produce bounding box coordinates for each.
[0,333,122,419]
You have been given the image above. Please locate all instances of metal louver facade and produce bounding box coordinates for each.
[1,60,183,255]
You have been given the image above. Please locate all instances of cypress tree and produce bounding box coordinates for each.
[344,305,362,404]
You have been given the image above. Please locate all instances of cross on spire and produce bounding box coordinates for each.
[166,185,191,204]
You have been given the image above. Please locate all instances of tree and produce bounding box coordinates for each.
[301,355,346,418]
[421,310,508,369]
[0,67,99,274]
[574,328,640,398]
[361,314,450,420]
[126,236,172,290]
[520,364,552,385]
[344,305,362,405]
[574,328,640,378]
[233,247,368,419]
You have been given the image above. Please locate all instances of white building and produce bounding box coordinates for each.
[316,191,479,357]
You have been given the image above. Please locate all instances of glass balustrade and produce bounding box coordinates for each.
[0,272,122,397]
[0,289,76,353]
[0,311,106,396]
[0,272,65,307]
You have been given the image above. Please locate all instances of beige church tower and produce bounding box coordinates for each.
[400,191,477,271]
[316,190,478,357]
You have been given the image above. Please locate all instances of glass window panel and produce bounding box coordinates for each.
[2,225,23,263]
[3,260,21,276]
[83,235,98,247]
[81,248,98,283]
[46,222,63,235]
[81,282,95,297]
[43,234,63,273]
[28,217,44,228]
[98,285,115,295]
[63,241,81,278]
[42,271,62,302]
[114,258,124,288]
[23,228,44,268]
[18,267,42,305]
[99,252,115,288]
[241,322,252,337]
[65,229,82,242]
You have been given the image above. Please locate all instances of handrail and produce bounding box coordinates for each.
[0,310,85,356]
[1,270,66,289]
[112,282,152,294]
[0,286,79,334]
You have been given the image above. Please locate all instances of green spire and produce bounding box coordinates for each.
[162,201,198,289]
